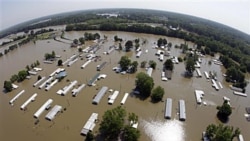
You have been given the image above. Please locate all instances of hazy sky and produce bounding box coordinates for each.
[0,0,250,34]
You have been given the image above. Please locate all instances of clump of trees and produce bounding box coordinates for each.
[57,59,63,66]
[3,81,13,92]
[216,101,232,122]
[151,86,165,102]
[119,56,138,73]
[125,40,133,52]
[148,60,157,69]
[157,38,167,47]
[206,124,240,141]
[164,59,174,71]
[114,35,123,42]
[135,72,154,97]
[99,106,140,141]
[84,32,100,41]
[44,51,56,60]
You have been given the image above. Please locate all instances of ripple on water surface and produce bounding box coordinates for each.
[141,119,185,141]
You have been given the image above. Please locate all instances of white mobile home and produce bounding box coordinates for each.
[121,93,129,105]
[196,69,202,77]
[20,93,38,110]
[34,99,53,118]
[81,113,98,135]
[39,77,53,89]
[195,90,204,104]
[72,84,86,97]
[45,79,58,91]
[147,67,153,77]
[165,98,172,119]
[179,100,186,121]
[62,80,77,96]
[45,105,62,121]
[92,86,108,104]
[136,51,142,58]
[211,79,219,91]
[159,54,164,61]
[33,76,46,87]
[108,90,119,105]
[204,71,210,79]
[9,90,25,105]
[81,60,92,69]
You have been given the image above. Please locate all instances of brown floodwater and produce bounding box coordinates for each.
[0,30,249,141]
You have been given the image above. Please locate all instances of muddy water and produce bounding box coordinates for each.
[0,31,249,141]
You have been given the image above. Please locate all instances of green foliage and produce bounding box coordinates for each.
[122,125,140,141]
[114,35,123,42]
[44,51,56,60]
[151,86,165,102]
[4,81,13,92]
[130,61,138,73]
[119,56,131,71]
[140,61,147,68]
[78,48,83,52]
[57,59,63,66]
[217,102,232,119]
[135,72,154,97]
[99,106,126,140]
[73,39,78,44]
[18,70,28,82]
[206,124,240,141]
[164,59,174,71]
[157,38,167,47]
[85,132,94,141]
[84,32,100,40]
[185,58,195,75]
[37,75,42,81]
[125,40,133,51]
[79,37,85,44]
[178,57,183,62]
[10,74,18,83]
[119,43,123,51]
[148,60,157,69]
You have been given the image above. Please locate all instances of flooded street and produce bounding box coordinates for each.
[0,31,249,141]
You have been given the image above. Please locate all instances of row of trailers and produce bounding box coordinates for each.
[9,90,62,121]
[164,98,186,121]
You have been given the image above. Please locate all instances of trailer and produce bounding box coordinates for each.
[211,79,219,91]
[92,86,108,104]
[196,69,202,77]
[45,105,62,121]
[147,67,153,77]
[81,60,92,69]
[39,77,53,89]
[33,76,46,87]
[165,98,172,119]
[67,58,78,67]
[108,90,119,105]
[136,51,142,58]
[179,100,186,121]
[45,79,58,91]
[81,113,98,135]
[61,80,77,96]
[9,90,25,105]
[34,99,53,118]
[72,84,86,97]
[88,73,100,86]
[204,71,210,79]
[97,61,107,71]
[195,90,204,104]
[159,54,164,61]
[121,93,129,105]
[20,93,38,110]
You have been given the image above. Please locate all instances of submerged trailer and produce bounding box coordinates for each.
[97,62,107,71]
[147,67,153,77]
[211,79,219,91]
[204,71,210,79]
[62,80,77,96]
[88,73,100,86]
[121,93,129,105]
[45,105,62,121]
[34,99,53,118]
[67,58,78,67]
[45,79,58,91]
[195,90,204,104]
[81,60,92,69]
[196,69,202,77]
[81,113,98,135]
[165,98,172,119]
[108,90,119,105]
[92,86,108,104]
[9,90,25,105]
[136,51,142,58]
[33,76,46,87]
[39,77,53,89]
[179,100,186,121]
[20,93,37,110]
[72,84,86,97]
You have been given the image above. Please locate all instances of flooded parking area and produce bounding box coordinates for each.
[0,31,249,141]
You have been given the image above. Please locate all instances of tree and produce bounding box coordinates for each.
[37,75,42,81]
[125,40,133,52]
[10,74,18,83]
[57,59,63,66]
[94,33,100,39]
[73,39,78,44]
[52,51,56,58]
[119,43,123,51]
[99,106,126,140]
[85,132,94,141]
[185,58,195,76]
[79,37,85,44]
[78,48,83,52]
[140,61,147,68]
[26,65,30,71]
[149,60,157,69]
[18,70,28,82]
[151,86,165,102]
[164,59,174,71]
[122,125,140,141]
[131,61,138,73]
[36,60,40,66]
[114,35,119,42]
[206,124,240,141]
[135,72,154,97]
[119,56,131,71]
[4,80,13,92]
[217,101,232,121]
